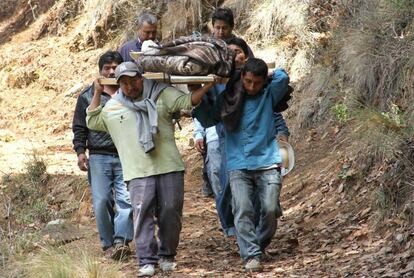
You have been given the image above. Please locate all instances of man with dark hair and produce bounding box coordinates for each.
[118,11,158,62]
[86,61,214,277]
[192,36,250,235]
[192,8,254,217]
[193,7,239,200]
[195,7,253,203]
[223,58,289,271]
[220,37,290,237]
[195,58,290,272]
[211,7,254,57]
[72,51,133,260]
[211,7,234,39]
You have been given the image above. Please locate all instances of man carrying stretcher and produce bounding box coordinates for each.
[86,61,214,277]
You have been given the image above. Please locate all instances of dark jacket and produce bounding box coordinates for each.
[72,84,117,156]
[118,39,142,62]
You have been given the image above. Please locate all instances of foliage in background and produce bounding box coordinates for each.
[0,165,89,273]
[331,103,349,124]
[292,0,414,225]
[25,151,48,184]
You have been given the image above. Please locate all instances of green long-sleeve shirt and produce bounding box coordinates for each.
[86,87,192,181]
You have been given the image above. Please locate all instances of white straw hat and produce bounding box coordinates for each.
[278,141,295,176]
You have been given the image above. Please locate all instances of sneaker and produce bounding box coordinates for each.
[159,257,177,272]
[137,264,155,277]
[111,242,131,261]
[245,257,263,272]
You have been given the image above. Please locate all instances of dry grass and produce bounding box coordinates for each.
[353,109,404,162]
[294,0,414,124]
[336,0,414,176]
[0,0,57,43]
[0,226,42,265]
[295,65,337,128]
[245,0,308,45]
[31,0,83,39]
[349,107,414,225]
[0,0,28,24]
[69,0,226,49]
[0,172,93,277]
[75,0,125,48]
[289,0,414,227]
[220,0,252,32]
[338,0,414,109]
[159,0,206,41]
[340,30,414,110]
[27,248,124,278]
[373,140,414,225]
[73,0,221,48]
[296,0,414,131]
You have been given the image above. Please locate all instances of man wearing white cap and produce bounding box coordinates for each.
[86,61,213,276]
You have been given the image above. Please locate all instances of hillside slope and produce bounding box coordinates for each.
[0,0,413,277]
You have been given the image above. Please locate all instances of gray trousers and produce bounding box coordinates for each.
[128,171,184,266]
[229,169,282,261]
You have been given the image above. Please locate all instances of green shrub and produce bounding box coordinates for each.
[17,200,52,225]
[385,0,414,9]
[32,200,52,223]
[380,103,404,128]
[331,103,349,124]
[1,172,11,184]
[24,152,47,184]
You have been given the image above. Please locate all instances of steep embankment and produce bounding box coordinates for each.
[0,0,413,277]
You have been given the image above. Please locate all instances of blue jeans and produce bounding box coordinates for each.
[88,154,133,248]
[229,169,282,261]
[206,140,222,198]
[201,139,213,196]
[216,123,235,236]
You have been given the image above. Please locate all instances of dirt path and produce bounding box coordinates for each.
[48,139,410,277]
[2,114,412,277]
[2,118,412,277]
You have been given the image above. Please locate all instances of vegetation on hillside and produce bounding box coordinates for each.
[296,0,414,226]
[0,0,413,277]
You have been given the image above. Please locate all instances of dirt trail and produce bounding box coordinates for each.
[9,119,408,277]
[1,3,412,276]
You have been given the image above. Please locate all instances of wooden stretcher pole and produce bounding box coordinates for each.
[100,68,278,85]
[100,73,215,85]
